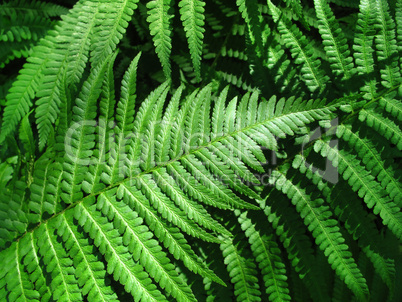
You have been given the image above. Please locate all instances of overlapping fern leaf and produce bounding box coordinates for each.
[0,45,344,300]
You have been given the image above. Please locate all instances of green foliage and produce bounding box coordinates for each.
[0,0,401,301]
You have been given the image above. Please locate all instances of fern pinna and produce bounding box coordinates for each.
[0,0,401,301]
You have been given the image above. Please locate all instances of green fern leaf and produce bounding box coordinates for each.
[36,223,82,301]
[97,191,197,302]
[267,0,328,93]
[313,0,354,79]
[90,0,139,66]
[269,169,369,301]
[353,0,377,100]
[314,139,402,240]
[237,211,291,302]
[178,0,205,80]
[336,124,402,203]
[117,183,224,285]
[147,0,173,78]
[3,241,41,302]
[359,108,402,150]
[373,0,401,88]
[221,236,262,301]
[75,200,168,301]
[61,54,111,205]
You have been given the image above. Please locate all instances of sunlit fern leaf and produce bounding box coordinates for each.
[75,200,168,302]
[108,53,141,184]
[220,234,262,301]
[378,93,402,121]
[55,212,119,301]
[0,46,49,144]
[61,53,112,205]
[179,0,206,81]
[0,0,86,148]
[36,222,82,301]
[97,191,197,302]
[20,232,52,301]
[90,0,139,66]
[146,0,174,78]
[66,0,100,85]
[116,183,224,285]
[36,0,101,151]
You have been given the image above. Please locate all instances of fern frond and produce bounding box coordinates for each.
[36,223,82,301]
[66,0,100,85]
[0,0,96,148]
[313,0,354,79]
[0,48,49,144]
[75,199,167,302]
[359,107,402,150]
[293,154,397,290]
[3,241,40,302]
[336,124,402,203]
[267,0,328,93]
[269,169,369,301]
[237,211,291,302]
[379,93,402,121]
[97,191,197,302]
[61,54,111,205]
[179,0,206,80]
[117,183,224,285]
[137,174,221,243]
[314,139,402,239]
[147,0,173,78]
[90,0,139,66]
[56,212,119,301]
[20,233,52,301]
[108,53,141,184]
[260,192,331,302]
[353,0,377,100]
[220,236,262,301]
[373,0,401,88]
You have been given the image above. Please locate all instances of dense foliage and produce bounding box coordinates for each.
[0,0,401,301]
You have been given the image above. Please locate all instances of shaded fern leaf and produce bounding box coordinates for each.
[313,0,354,79]
[269,169,369,301]
[237,211,291,302]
